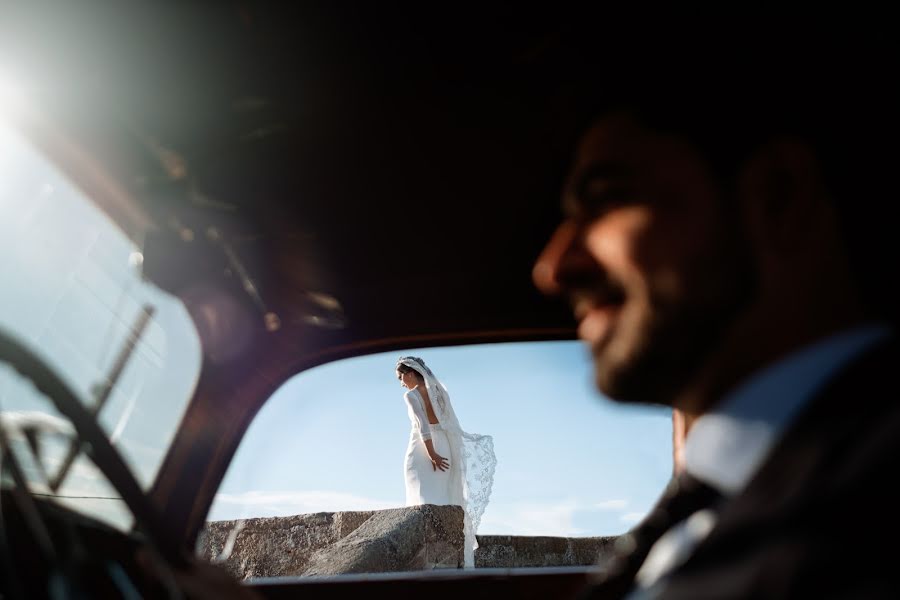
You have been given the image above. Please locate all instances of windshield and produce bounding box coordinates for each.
[0,119,201,531]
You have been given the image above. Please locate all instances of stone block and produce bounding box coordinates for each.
[198,504,464,580]
[302,504,464,575]
[474,535,617,568]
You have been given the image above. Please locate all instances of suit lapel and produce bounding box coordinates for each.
[661,337,899,598]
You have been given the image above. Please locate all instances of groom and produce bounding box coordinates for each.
[533,23,900,599]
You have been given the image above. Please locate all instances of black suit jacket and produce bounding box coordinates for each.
[655,337,900,599]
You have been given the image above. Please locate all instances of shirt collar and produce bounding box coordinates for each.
[685,324,892,495]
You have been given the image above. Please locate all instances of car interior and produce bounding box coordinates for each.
[0,3,628,598]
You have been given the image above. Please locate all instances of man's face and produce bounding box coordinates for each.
[534,113,755,406]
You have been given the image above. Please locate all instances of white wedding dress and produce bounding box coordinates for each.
[400,378,495,568]
[404,387,455,505]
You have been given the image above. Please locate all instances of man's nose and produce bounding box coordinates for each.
[533,220,596,295]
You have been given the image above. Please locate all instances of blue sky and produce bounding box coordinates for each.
[212,342,674,536]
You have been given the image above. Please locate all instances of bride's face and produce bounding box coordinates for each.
[398,370,418,389]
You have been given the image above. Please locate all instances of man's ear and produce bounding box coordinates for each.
[736,137,829,258]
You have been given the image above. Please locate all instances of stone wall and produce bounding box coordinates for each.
[199,505,618,580]
[475,535,616,568]
[199,505,464,580]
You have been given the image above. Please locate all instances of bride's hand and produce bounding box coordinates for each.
[430,453,449,472]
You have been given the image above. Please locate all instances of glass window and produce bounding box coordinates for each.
[0,119,202,530]
[209,341,672,568]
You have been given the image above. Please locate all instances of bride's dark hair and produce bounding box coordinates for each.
[396,363,423,381]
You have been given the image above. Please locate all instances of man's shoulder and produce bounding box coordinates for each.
[688,335,900,554]
[806,332,898,428]
[765,333,899,484]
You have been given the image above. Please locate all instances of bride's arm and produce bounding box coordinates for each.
[405,389,432,441]
[423,439,449,472]
[406,389,449,471]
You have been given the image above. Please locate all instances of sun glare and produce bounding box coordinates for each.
[0,67,28,121]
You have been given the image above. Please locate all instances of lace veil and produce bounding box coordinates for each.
[397,356,496,567]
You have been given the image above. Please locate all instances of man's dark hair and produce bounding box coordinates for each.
[542,19,899,321]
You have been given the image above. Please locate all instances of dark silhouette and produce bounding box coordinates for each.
[534,22,900,599]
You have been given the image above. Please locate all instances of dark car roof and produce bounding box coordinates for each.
[6,4,580,372]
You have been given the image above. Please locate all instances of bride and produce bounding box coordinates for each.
[395,356,496,568]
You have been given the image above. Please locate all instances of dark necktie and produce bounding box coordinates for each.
[579,473,723,599]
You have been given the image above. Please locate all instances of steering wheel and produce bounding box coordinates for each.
[0,328,188,590]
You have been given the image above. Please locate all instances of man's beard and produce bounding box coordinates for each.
[594,255,757,407]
